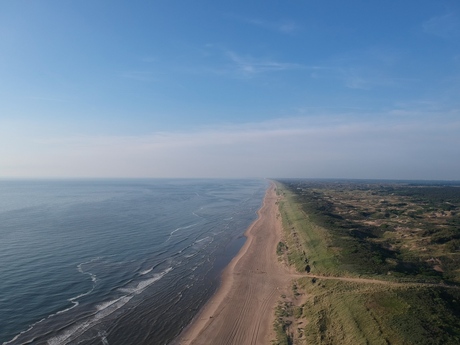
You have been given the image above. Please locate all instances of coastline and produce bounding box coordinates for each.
[175,182,290,345]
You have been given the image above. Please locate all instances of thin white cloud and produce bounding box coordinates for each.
[311,66,413,90]
[423,13,460,38]
[342,71,370,90]
[225,51,305,76]
[1,112,459,179]
[310,47,418,90]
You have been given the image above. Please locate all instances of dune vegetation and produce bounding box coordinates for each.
[273,179,460,345]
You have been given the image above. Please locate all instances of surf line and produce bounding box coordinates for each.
[3,258,100,345]
[46,266,174,345]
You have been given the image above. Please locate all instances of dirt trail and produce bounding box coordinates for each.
[291,273,460,289]
[177,183,292,345]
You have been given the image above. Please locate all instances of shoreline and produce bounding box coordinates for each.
[175,182,291,345]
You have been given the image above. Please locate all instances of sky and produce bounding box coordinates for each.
[1,0,459,179]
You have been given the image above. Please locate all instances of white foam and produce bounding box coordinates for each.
[120,267,173,295]
[96,295,132,312]
[3,259,100,344]
[45,266,174,344]
[195,236,212,244]
[101,335,109,345]
[47,295,134,345]
[195,236,210,243]
[192,208,206,219]
[58,259,99,314]
[166,223,198,242]
[2,322,37,345]
[140,267,153,275]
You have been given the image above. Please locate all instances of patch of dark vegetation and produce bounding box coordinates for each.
[382,287,460,344]
[273,302,294,345]
[276,179,460,283]
[430,229,460,244]
[276,241,288,255]
[392,260,442,278]
[276,180,460,344]
[392,186,460,204]
[273,319,293,345]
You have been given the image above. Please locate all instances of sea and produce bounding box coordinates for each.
[0,179,268,345]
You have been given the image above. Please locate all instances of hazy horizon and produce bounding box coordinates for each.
[1,1,459,180]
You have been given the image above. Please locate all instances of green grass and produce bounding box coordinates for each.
[272,180,460,344]
[275,180,456,282]
[276,185,341,275]
[297,278,460,345]
[277,241,288,255]
[273,302,294,345]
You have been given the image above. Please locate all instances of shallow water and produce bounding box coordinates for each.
[0,179,267,345]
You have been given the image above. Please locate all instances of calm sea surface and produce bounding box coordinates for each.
[0,179,267,345]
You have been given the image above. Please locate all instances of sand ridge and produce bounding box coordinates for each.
[177,182,290,345]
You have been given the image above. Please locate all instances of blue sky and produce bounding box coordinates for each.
[1,0,459,179]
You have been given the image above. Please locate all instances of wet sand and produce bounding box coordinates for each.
[177,182,290,345]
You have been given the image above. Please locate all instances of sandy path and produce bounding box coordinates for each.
[293,273,460,289]
[177,183,290,345]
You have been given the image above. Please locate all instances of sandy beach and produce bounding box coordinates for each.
[177,182,290,345]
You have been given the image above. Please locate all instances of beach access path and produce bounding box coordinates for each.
[177,183,290,345]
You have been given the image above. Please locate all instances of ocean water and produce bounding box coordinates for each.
[0,179,267,345]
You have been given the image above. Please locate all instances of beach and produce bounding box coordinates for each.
[177,182,290,345]
[1,179,267,345]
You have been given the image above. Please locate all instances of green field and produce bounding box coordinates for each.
[272,180,460,345]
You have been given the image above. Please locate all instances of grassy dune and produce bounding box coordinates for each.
[276,186,340,275]
[273,180,460,345]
